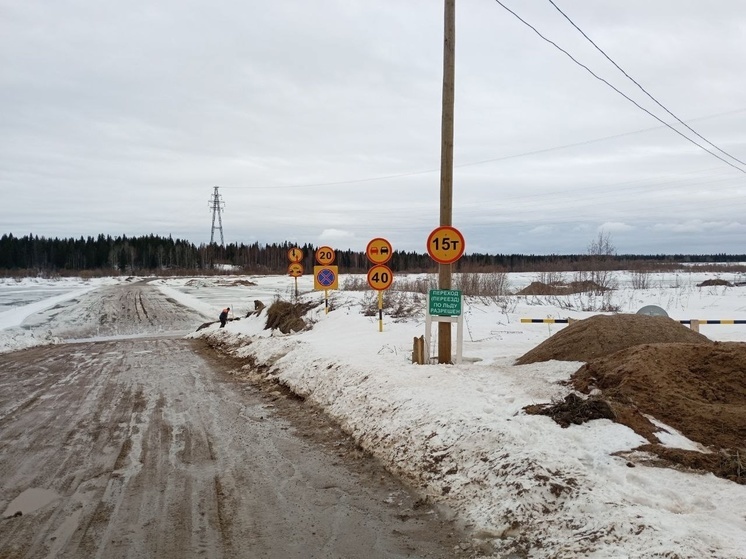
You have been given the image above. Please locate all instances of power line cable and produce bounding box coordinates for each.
[266,166,745,221]
[546,0,746,167]
[492,0,746,174]
[219,130,676,190]
[222,108,746,191]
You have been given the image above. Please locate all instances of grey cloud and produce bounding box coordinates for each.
[1,0,745,254]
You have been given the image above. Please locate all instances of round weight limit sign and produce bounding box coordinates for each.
[367,264,393,291]
[427,226,465,264]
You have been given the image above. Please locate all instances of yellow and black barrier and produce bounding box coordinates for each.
[678,319,746,325]
[679,319,746,333]
[521,317,746,333]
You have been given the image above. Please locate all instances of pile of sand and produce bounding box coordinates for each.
[573,342,746,447]
[520,314,746,483]
[516,314,710,365]
[517,280,607,296]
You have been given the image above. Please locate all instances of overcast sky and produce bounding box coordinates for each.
[1,0,745,255]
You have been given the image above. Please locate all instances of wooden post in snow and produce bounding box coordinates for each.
[438,0,456,364]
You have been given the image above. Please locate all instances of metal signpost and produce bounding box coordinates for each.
[367,265,393,332]
[365,238,394,332]
[287,247,303,298]
[313,246,338,314]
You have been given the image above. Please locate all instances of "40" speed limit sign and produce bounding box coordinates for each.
[367,264,393,291]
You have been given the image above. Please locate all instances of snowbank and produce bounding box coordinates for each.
[0,277,118,353]
[186,277,746,559]
[2,272,744,557]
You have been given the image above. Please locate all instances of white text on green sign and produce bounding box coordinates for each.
[429,289,462,316]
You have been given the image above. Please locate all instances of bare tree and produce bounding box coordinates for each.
[577,230,618,292]
[631,270,651,290]
[589,230,616,257]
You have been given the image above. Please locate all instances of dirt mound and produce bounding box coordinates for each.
[516,314,710,365]
[698,279,733,287]
[517,280,607,295]
[571,342,746,483]
[525,393,615,427]
[520,314,744,482]
[218,279,257,287]
[265,300,319,333]
[572,342,746,449]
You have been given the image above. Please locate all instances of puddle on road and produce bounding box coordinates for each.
[3,487,59,518]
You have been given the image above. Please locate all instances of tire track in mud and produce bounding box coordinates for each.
[0,347,134,558]
[130,289,141,323]
[138,292,150,321]
[0,285,470,559]
[33,282,208,341]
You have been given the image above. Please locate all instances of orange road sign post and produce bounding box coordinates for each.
[313,246,339,314]
[366,238,394,332]
[314,247,337,313]
[313,265,338,314]
[378,291,383,332]
[287,248,304,298]
[367,264,394,332]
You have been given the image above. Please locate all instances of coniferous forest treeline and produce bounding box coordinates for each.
[1,233,744,275]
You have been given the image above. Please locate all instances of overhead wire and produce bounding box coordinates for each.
[243,164,745,216]
[546,0,746,168]
[268,165,746,222]
[492,0,746,174]
[221,108,746,192]
[254,184,746,234]
[240,167,746,219]
[223,3,746,237]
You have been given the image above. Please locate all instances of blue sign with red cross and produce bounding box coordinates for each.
[313,265,339,290]
[318,269,334,286]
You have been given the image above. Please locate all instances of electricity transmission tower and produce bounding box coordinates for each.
[208,186,225,245]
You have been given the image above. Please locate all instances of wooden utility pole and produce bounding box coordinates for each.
[438,0,455,364]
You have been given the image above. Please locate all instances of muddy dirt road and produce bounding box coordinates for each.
[0,284,466,558]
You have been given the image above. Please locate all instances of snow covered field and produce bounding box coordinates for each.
[0,276,120,352]
[1,270,745,557]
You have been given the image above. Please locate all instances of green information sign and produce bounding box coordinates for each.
[428,289,462,316]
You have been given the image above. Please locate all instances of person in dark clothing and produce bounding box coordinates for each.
[219,307,230,328]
